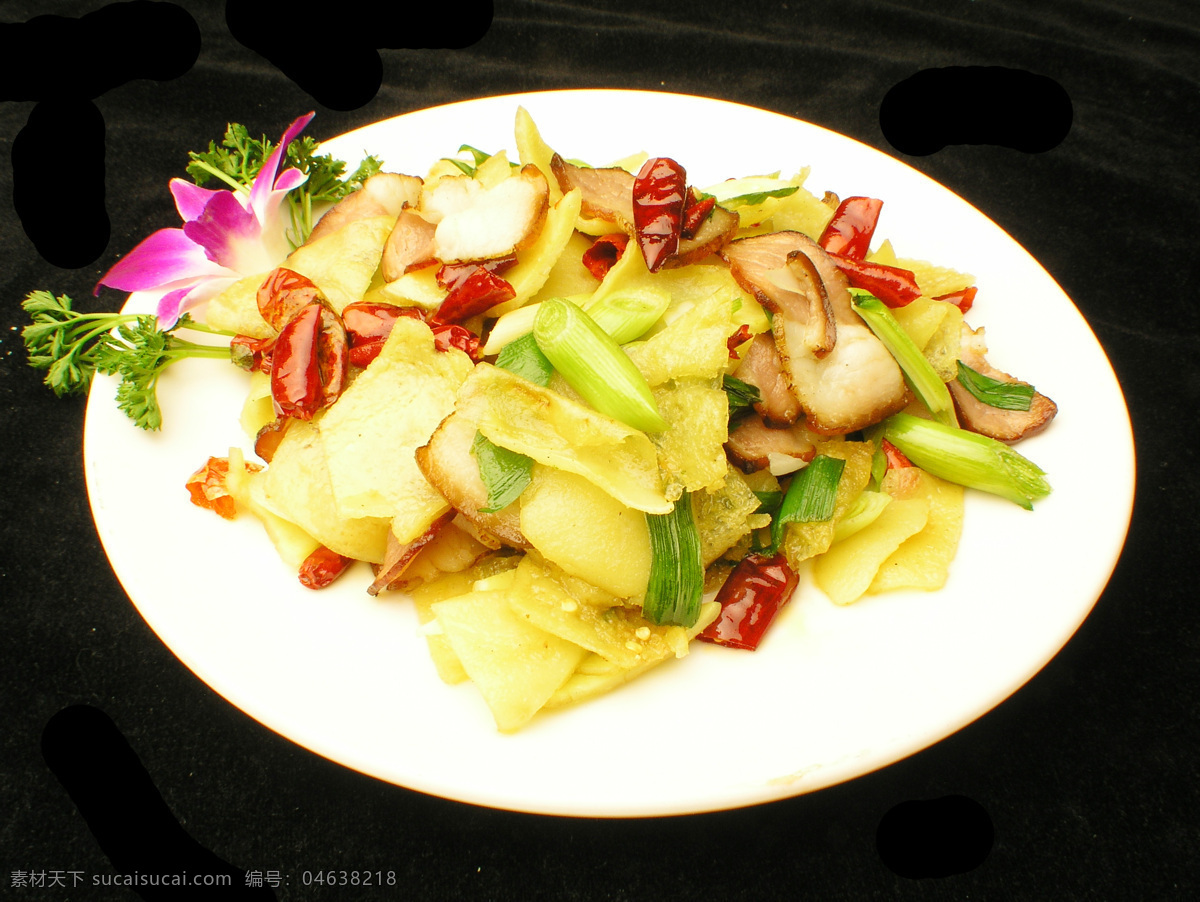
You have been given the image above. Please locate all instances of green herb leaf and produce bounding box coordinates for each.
[643,493,704,627]
[955,360,1035,411]
[770,454,846,551]
[722,374,762,420]
[472,432,534,513]
[716,185,800,207]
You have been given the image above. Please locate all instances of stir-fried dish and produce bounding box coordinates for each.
[23,108,1054,731]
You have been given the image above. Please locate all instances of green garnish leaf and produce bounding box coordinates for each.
[643,493,704,627]
[21,291,232,430]
[722,374,762,420]
[770,454,846,551]
[472,432,534,513]
[717,186,800,207]
[955,360,1035,411]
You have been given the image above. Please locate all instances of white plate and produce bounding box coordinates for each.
[84,90,1134,817]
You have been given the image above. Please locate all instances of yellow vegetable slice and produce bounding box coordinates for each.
[871,469,965,593]
[456,363,672,514]
[283,215,396,313]
[317,317,472,540]
[812,497,929,604]
[202,272,272,338]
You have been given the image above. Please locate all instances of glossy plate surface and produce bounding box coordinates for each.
[84,90,1134,817]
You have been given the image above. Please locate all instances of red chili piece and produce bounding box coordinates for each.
[581,233,630,280]
[435,254,518,292]
[829,253,922,308]
[298,546,354,590]
[681,190,716,240]
[632,157,687,273]
[342,301,423,368]
[431,266,516,325]
[726,323,753,359]
[257,267,324,331]
[819,196,884,260]
[698,552,799,651]
[431,323,483,361]
[270,302,349,419]
[934,286,977,313]
[881,438,914,470]
[230,333,276,374]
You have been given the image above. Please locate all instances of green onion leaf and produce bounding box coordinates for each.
[852,292,957,428]
[533,298,668,433]
[472,332,554,511]
[955,360,1035,411]
[723,374,762,420]
[494,332,554,387]
[752,489,784,516]
[831,490,892,543]
[770,454,846,551]
[643,493,704,627]
[471,431,534,513]
[882,412,1051,510]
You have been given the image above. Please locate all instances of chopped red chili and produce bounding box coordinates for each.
[699,552,798,651]
[632,157,687,273]
[298,546,354,589]
[581,233,630,280]
[431,266,516,325]
[829,254,922,307]
[819,196,883,260]
[934,286,977,313]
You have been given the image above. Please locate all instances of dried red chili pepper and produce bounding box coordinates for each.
[431,266,516,325]
[230,333,276,374]
[298,545,354,589]
[829,253,922,308]
[257,267,324,330]
[581,233,629,280]
[431,323,483,361]
[632,157,687,273]
[819,196,883,260]
[435,254,519,291]
[934,285,977,313]
[726,323,753,359]
[699,552,798,651]
[881,438,914,470]
[342,301,423,368]
[254,417,291,464]
[185,456,261,520]
[681,189,716,240]
[270,302,349,419]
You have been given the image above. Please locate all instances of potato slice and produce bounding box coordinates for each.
[225,447,321,569]
[456,363,671,515]
[650,377,729,499]
[871,469,965,593]
[518,466,651,599]
[432,588,586,732]
[692,467,763,566]
[432,165,550,263]
[259,419,390,563]
[202,272,272,338]
[514,106,562,204]
[486,186,583,316]
[812,497,929,604]
[779,440,875,568]
[317,317,473,540]
[282,215,396,313]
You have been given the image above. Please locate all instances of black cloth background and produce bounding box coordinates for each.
[1,1,1196,898]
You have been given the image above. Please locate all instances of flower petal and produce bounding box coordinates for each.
[183,191,260,267]
[95,228,230,295]
[250,111,315,225]
[170,178,224,222]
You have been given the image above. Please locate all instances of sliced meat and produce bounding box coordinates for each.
[550,154,635,229]
[950,323,1057,443]
[381,209,438,281]
[725,412,817,473]
[307,172,422,244]
[734,331,801,426]
[723,231,908,434]
[415,409,528,548]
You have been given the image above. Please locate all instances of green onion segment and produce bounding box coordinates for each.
[852,292,957,427]
[533,298,668,433]
[956,360,1035,411]
[643,493,704,627]
[882,412,1051,510]
[770,454,846,551]
[584,290,670,344]
[473,333,555,511]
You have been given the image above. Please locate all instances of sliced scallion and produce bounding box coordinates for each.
[643,493,704,627]
[956,360,1035,411]
[882,412,1051,509]
[723,374,762,420]
[769,454,846,551]
[584,290,670,344]
[533,298,668,433]
[852,292,957,428]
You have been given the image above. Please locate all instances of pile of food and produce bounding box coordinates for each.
[25,108,1055,732]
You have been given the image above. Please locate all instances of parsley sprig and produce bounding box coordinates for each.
[22,291,232,431]
[186,122,383,247]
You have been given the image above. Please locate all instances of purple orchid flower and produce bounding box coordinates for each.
[95,112,316,327]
